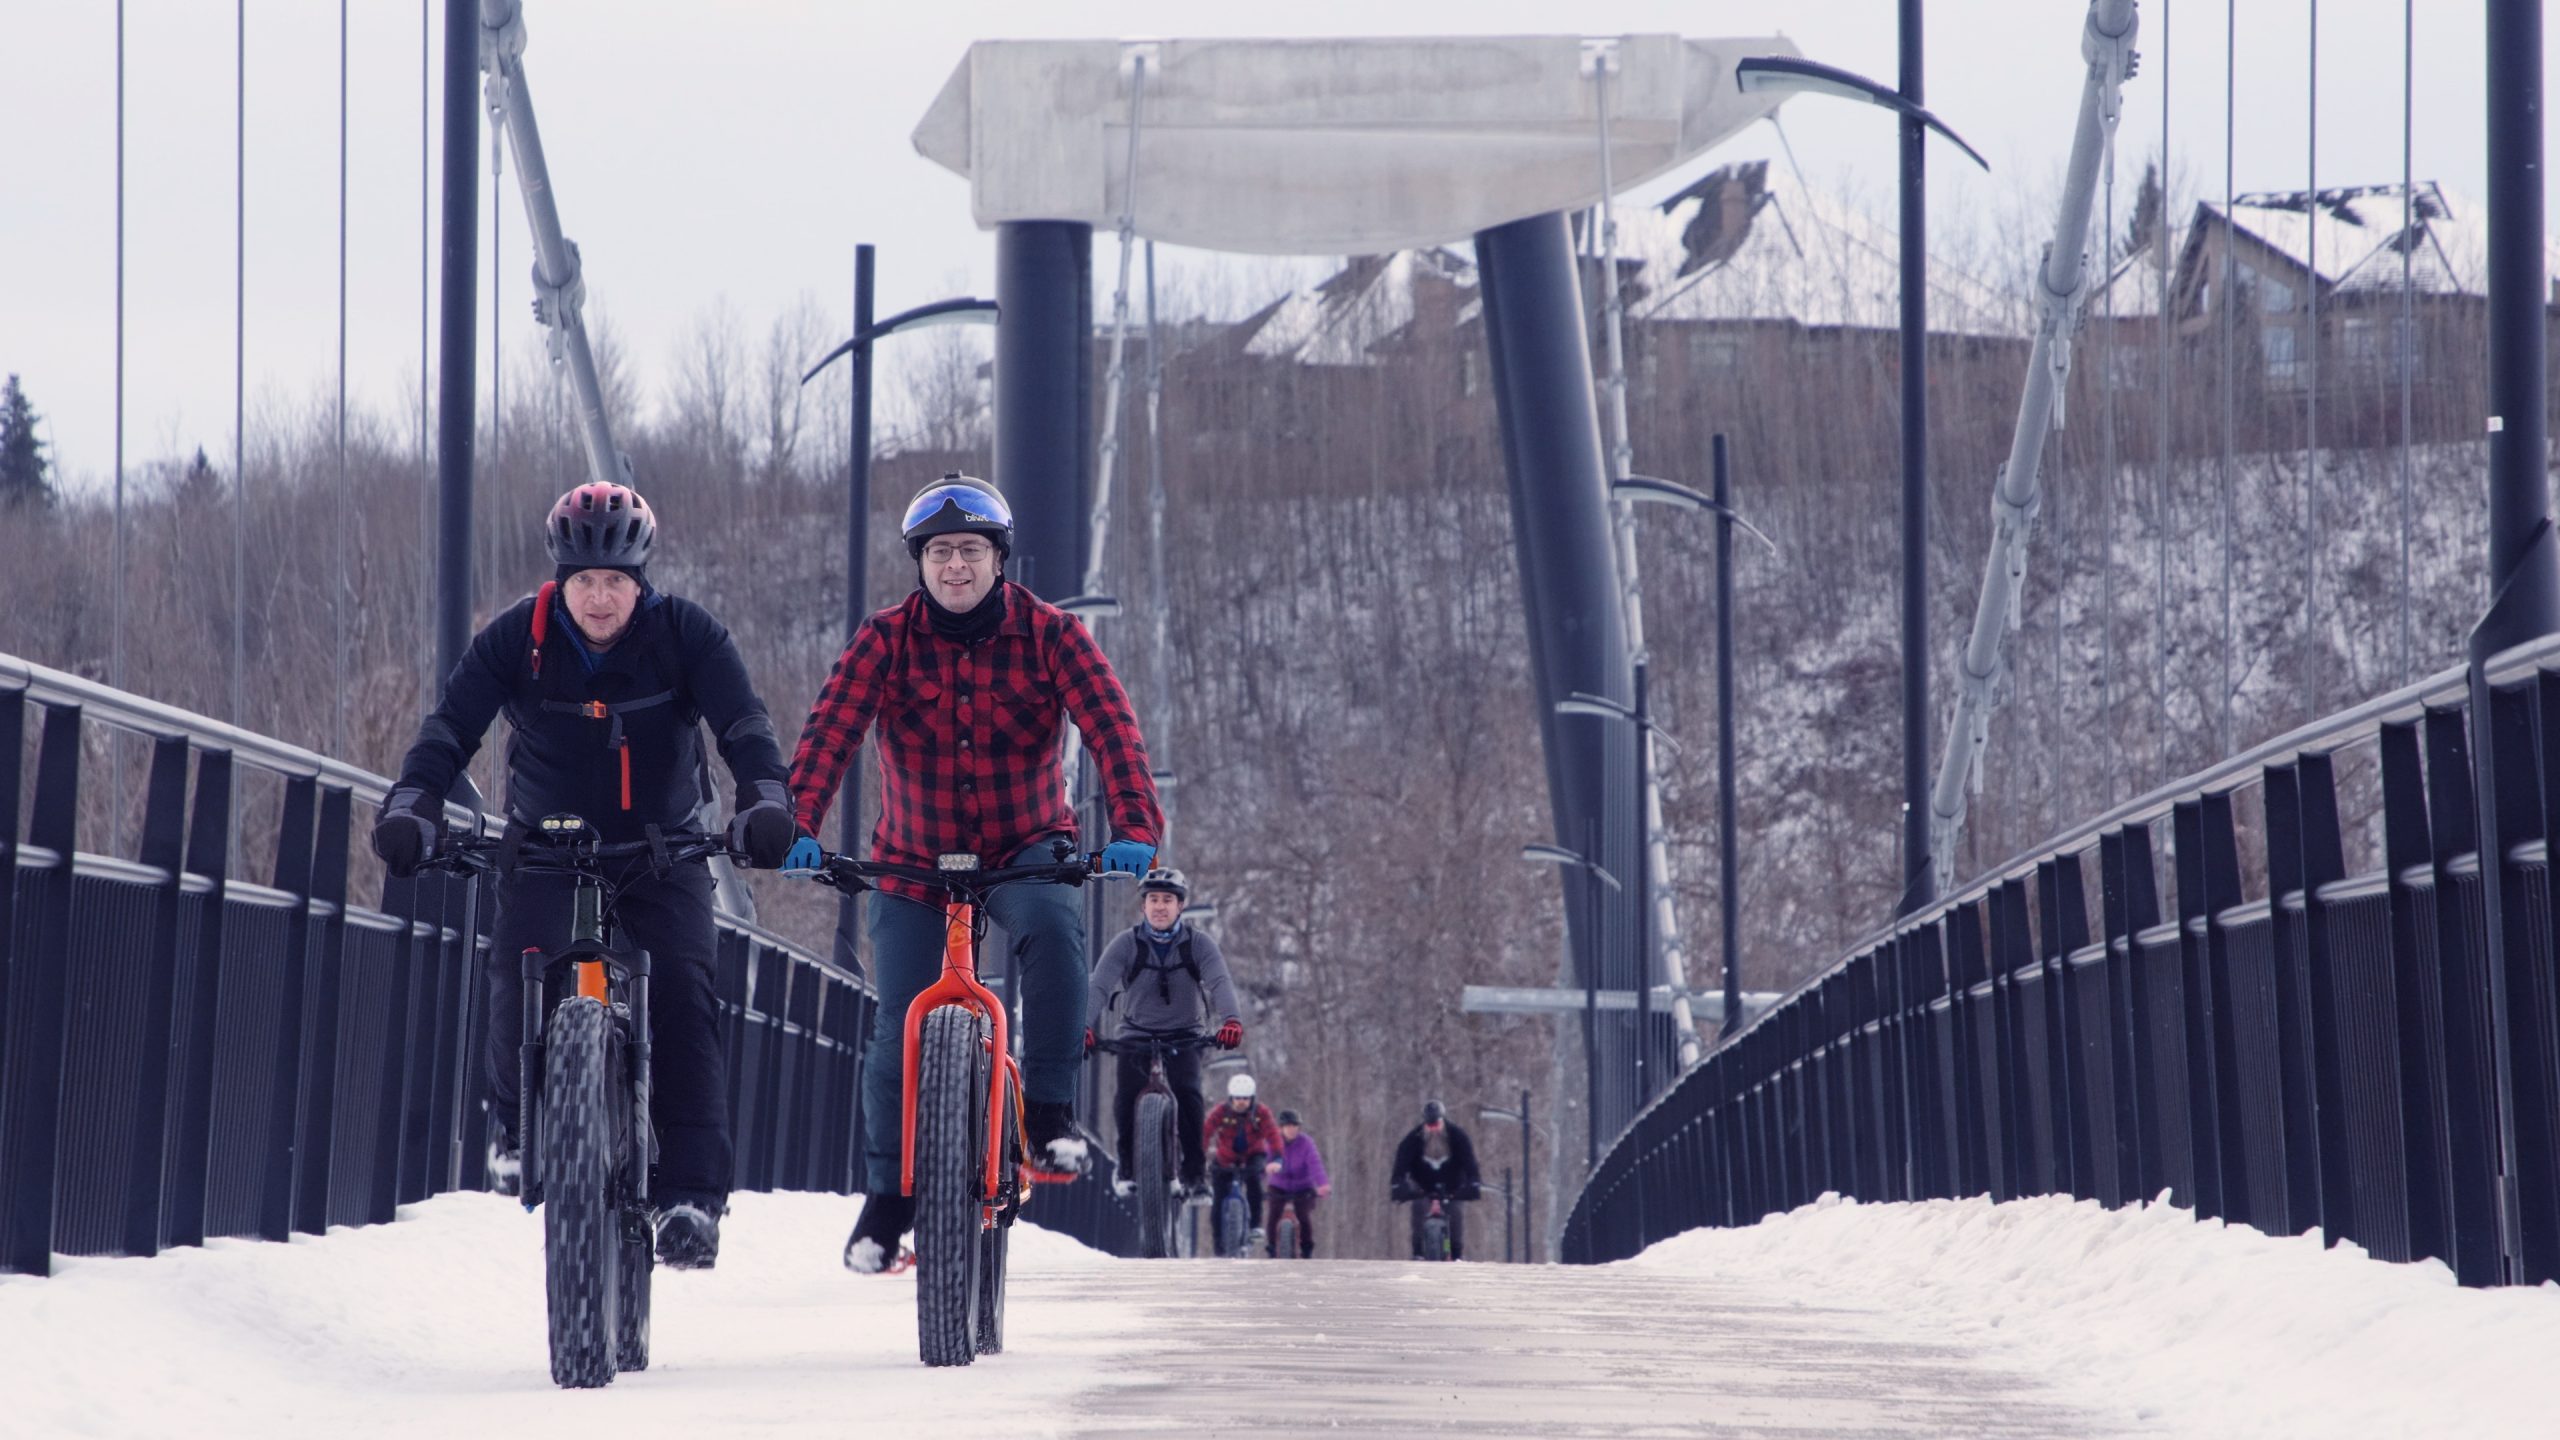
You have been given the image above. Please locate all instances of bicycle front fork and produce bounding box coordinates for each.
[515,946,654,1206]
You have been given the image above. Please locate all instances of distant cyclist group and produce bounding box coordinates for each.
[372,473,1481,1381]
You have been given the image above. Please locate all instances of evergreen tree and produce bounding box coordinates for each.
[0,373,54,511]
[179,446,221,503]
[2124,160,2165,260]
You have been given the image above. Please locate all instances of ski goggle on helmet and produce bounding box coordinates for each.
[902,474,1013,557]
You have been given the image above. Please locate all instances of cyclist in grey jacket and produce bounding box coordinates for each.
[1085,866,1242,1193]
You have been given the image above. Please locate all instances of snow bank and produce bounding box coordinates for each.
[1634,1191,2560,1438]
[0,1192,1149,1440]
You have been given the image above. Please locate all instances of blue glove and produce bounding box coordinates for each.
[1098,839,1155,876]
[780,836,825,876]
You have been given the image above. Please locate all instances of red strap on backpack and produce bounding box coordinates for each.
[528,581,556,678]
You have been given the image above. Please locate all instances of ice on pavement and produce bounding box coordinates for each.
[1636,1190,2560,1438]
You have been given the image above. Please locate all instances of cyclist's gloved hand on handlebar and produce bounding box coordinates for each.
[780,836,825,877]
[371,787,437,879]
[727,781,799,869]
[1097,838,1155,876]
[1216,1019,1244,1050]
[1082,1027,1097,1054]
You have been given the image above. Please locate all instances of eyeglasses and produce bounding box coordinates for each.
[922,541,994,566]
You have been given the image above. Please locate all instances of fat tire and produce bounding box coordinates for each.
[974,1082,1016,1356]
[1423,1213,1452,1262]
[1274,1213,1299,1260]
[540,998,619,1389]
[914,1005,985,1367]
[1134,1091,1172,1258]
[615,1211,652,1370]
[1219,1190,1247,1259]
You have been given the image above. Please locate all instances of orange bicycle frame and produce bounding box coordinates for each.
[897,897,1015,1207]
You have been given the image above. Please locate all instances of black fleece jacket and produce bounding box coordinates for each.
[393,588,788,840]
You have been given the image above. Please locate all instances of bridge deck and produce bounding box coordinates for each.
[0,1191,2130,1438]
[1051,1255,2119,1438]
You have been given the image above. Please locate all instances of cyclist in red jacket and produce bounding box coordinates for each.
[1203,1073,1282,1255]
[783,474,1162,1274]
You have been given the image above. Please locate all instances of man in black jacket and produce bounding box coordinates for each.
[371,481,796,1269]
[1389,1099,1483,1260]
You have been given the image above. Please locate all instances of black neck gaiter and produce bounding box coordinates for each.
[922,575,1007,644]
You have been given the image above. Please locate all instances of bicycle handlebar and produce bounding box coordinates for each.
[418,826,732,880]
[807,847,1119,900]
[1090,1032,1212,1058]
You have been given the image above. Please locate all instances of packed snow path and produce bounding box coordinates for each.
[10,1189,2558,1437]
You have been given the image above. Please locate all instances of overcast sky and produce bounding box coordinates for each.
[4,1,2546,490]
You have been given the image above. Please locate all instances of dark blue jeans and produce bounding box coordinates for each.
[860,839,1088,1195]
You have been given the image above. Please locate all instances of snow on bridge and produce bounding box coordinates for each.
[4,1190,2552,1438]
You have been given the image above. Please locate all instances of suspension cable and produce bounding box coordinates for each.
[2398,0,2415,684]
[1587,41,1700,1068]
[2156,0,2173,784]
[2221,0,2237,753]
[1143,238,1175,852]
[335,0,349,756]
[2305,0,2322,719]
[1080,46,1153,602]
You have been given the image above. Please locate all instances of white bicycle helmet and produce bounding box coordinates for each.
[1227,1074,1257,1100]
[1141,865,1189,901]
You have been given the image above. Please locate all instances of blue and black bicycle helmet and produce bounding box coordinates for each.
[901,473,1013,558]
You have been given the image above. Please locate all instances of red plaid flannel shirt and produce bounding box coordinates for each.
[788,583,1162,905]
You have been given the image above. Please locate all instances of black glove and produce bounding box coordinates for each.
[1458,1184,1482,1202]
[372,787,438,878]
[727,780,797,869]
[1390,1181,1416,1203]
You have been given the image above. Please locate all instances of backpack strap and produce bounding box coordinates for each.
[528,581,557,679]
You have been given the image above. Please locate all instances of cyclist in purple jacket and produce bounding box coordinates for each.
[1261,1110,1331,1258]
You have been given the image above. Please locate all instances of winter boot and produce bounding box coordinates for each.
[483,1104,522,1198]
[653,1197,723,1270]
[1024,1100,1088,1175]
[843,1191,917,1275]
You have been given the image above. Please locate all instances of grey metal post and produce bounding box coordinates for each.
[1584,820,1602,1175]
[995,222,1094,600]
[1522,1088,1535,1262]
[1716,435,1742,1040]
[1476,209,1633,1157]
[1504,1165,1516,1262]
[1898,0,1933,915]
[2466,0,2560,1286]
[435,0,479,683]
[838,243,875,980]
[1632,658,1652,1106]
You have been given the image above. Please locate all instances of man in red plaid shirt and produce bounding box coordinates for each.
[781,473,1162,1274]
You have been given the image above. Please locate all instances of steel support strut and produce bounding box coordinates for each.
[1477,210,1636,1150]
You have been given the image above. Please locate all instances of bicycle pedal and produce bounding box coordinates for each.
[886,1246,916,1275]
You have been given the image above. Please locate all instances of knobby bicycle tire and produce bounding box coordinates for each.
[1273,1213,1299,1260]
[541,997,620,1389]
[914,1005,985,1367]
[1219,1189,1247,1259]
[975,1075,1015,1357]
[1135,1091,1173,1259]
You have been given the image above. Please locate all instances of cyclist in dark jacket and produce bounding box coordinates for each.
[785,474,1162,1274]
[1087,866,1241,1195]
[371,482,798,1269]
[1390,1100,1483,1260]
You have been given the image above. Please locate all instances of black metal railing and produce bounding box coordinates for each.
[0,651,1141,1274]
[0,654,886,1274]
[1563,635,2560,1290]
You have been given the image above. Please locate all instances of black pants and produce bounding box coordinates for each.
[1112,1047,1205,1183]
[1208,1163,1265,1253]
[1266,1188,1318,1257]
[1409,1195,1468,1260]
[483,859,731,1205]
